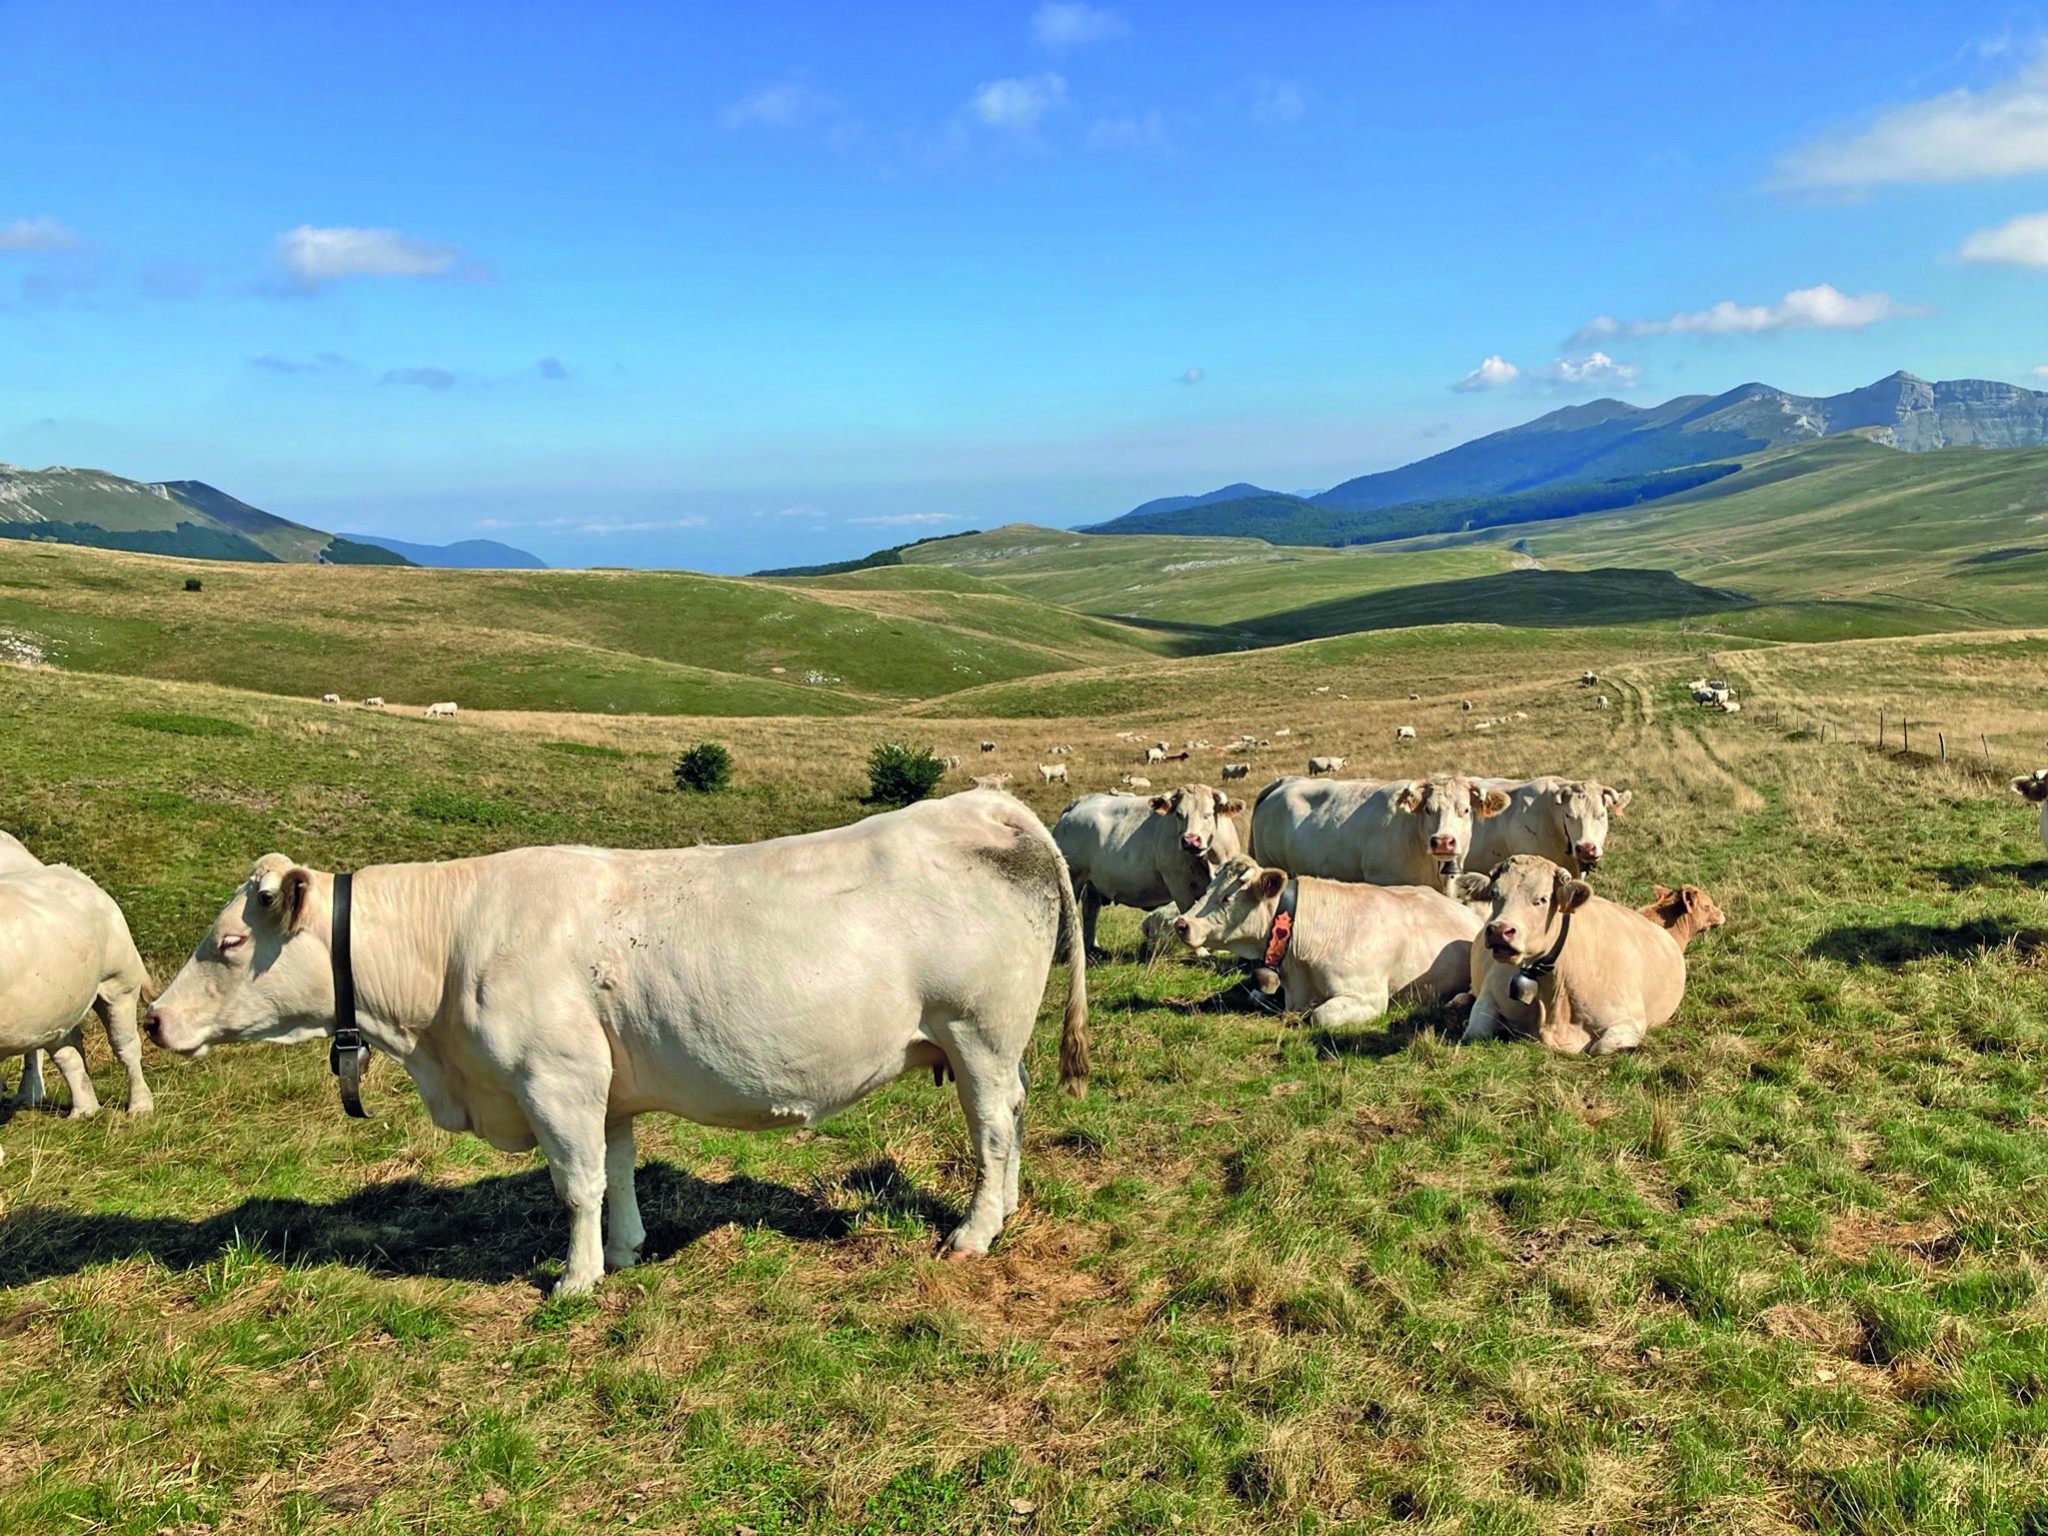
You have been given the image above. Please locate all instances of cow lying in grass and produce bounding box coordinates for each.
[1455,856,1723,1054]
[0,829,155,1117]
[146,791,1088,1294]
[1172,853,1477,1029]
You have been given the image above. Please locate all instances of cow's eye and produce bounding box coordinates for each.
[218,933,248,956]
[1533,895,1548,907]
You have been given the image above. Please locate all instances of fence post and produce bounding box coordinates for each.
[1879,708,1885,748]
[1984,733,1993,766]
[1939,732,1946,761]
[1902,717,1910,754]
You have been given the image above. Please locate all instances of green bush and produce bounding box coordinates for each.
[673,742,733,794]
[182,577,203,592]
[866,742,946,806]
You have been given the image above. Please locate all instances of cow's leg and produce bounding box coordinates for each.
[12,1050,44,1109]
[1080,886,1104,957]
[1585,1018,1647,1056]
[1005,1064,1030,1218]
[94,983,153,1115]
[49,1030,99,1119]
[1306,985,1391,1032]
[1461,995,1503,1043]
[946,1048,1027,1256]
[518,1074,611,1295]
[603,1116,645,1272]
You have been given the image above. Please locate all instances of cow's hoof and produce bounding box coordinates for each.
[128,1098,156,1117]
[942,1246,981,1265]
[551,1272,600,1298]
[65,1105,100,1121]
[603,1243,643,1272]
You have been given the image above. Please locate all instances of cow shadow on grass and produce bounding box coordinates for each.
[0,1157,960,1291]
[1807,917,2048,967]
[1929,860,2048,892]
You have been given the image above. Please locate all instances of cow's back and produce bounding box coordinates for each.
[1053,793,1173,907]
[1561,898,1687,1032]
[1253,777,1403,882]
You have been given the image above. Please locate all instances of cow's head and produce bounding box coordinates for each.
[1394,775,1511,868]
[1553,780,1632,871]
[1151,784,1244,858]
[1454,854,1590,966]
[146,854,335,1056]
[1174,853,1284,959]
[1643,882,1726,948]
[2013,771,2048,805]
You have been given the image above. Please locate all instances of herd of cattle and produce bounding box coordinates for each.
[3,697,2042,1293]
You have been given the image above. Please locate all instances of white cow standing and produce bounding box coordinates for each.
[1251,774,1510,890]
[0,830,155,1117]
[1466,777,1633,875]
[423,701,459,718]
[147,791,1088,1294]
[1053,784,1243,953]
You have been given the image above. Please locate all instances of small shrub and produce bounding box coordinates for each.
[182,577,203,592]
[866,742,945,806]
[673,742,733,794]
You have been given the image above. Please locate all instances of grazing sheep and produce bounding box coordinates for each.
[1307,756,1347,776]
[1220,762,1251,780]
[971,772,1013,791]
[1122,775,1151,790]
[362,696,385,708]
[980,741,997,753]
[1395,726,1417,741]
[1038,763,1069,784]
[1596,695,1610,708]
[1460,700,1473,712]
[320,693,341,704]
[423,701,459,718]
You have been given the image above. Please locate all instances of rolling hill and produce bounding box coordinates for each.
[0,463,406,565]
[345,534,548,569]
[1087,372,2048,547]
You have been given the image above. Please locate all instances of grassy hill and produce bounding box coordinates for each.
[1445,436,2048,638]
[0,464,405,565]
[0,539,1169,714]
[13,629,2048,1532]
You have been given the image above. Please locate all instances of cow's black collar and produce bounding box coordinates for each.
[1508,912,1573,1005]
[328,871,369,1118]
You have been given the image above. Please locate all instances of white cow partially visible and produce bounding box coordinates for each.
[2013,771,2048,856]
[423,701,459,718]
[1467,777,1632,875]
[1175,854,1477,1028]
[1251,774,1510,889]
[146,791,1088,1294]
[1053,784,1243,953]
[0,833,154,1117]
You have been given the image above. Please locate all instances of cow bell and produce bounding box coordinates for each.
[1509,971,1541,1006]
[1252,966,1283,996]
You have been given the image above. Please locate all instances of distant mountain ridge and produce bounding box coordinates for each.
[0,463,407,565]
[1090,372,2048,545]
[347,533,547,569]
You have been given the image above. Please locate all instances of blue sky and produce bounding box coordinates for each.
[4,1,2047,571]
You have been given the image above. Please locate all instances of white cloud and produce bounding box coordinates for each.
[850,512,961,526]
[1957,210,2048,268]
[1777,45,2048,187]
[1088,112,1166,149]
[1535,352,1640,389]
[0,216,80,252]
[277,226,467,291]
[379,366,458,390]
[1452,352,1640,394]
[1032,3,1128,47]
[721,80,836,130]
[578,517,710,535]
[1452,355,1520,393]
[774,506,827,519]
[1572,284,1926,344]
[1177,366,1204,385]
[2032,365,2048,382]
[1251,78,1307,126]
[970,74,1067,131]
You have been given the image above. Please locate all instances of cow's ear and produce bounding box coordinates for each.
[1557,877,1594,913]
[1651,883,1674,904]
[1394,781,1424,812]
[1149,795,1173,815]
[1256,868,1287,900]
[1452,872,1493,902]
[255,861,316,933]
[1604,786,1632,814]
[1220,796,1245,816]
[1478,787,1511,817]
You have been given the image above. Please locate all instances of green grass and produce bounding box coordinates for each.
[9,636,2048,1531]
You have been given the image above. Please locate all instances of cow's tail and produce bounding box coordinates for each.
[1051,844,1090,1098]
[1245,775,1286,863]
